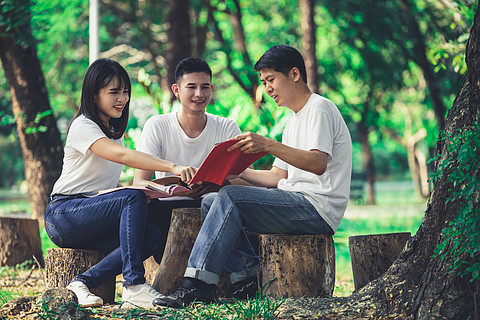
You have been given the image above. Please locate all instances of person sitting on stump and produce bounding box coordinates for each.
[44,59,196,308]
[153,44,353,308]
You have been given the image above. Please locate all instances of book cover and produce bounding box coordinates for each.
[190,139,267,185]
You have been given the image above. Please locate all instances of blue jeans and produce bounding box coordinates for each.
[45,189,164,288]
[185,185,333,285]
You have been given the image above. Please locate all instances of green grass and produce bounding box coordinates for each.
[1,180,426,300]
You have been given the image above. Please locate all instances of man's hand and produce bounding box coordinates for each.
[227,132,273,154]
[181,182,221,198]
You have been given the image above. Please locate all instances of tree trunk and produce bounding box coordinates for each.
[165,0,192,97]
[357,119,376,204]
[0,3,63,227]
[0,217,44,267]
[299,0,319,93]
[399,0,447,132]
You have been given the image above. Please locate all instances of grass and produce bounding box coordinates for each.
[0,180,426,315]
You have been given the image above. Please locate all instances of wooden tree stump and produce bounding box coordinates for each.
[0,217,44,267]
[258,234,335,298]
[146,207,230,296]
[45,248,115,304]
[150,208,203,295]
[349,232,411,291]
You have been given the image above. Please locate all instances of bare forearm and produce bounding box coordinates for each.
[240,168,284,188]
[266,140,327,176]
[230,132,327,176]
[120,149,177,173]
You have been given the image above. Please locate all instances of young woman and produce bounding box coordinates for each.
[45,58,195,308]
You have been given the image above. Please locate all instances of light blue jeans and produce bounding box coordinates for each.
[185,185,333,285]
[45,189,164,288]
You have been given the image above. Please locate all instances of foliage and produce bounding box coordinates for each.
[0,0,473,189]
[431,121,480,282]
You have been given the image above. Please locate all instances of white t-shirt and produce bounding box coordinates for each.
[137,112,241,178]
[273,94,352,233]
[51,115,125,196]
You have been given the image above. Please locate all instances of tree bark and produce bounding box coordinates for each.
[165,0,192,96]
[151,208,203,295]
[258,234,335,298]
[399,0,447,132]
[349,232,411,291]
[0,217,44,267]
[0,4,63,227]
[299,0,319,93]
[357,119,376,205]
[45,248,115,304]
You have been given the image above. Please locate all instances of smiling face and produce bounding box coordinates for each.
[94,77,130,127]
[259,68,297,109]
[172,72,213,114]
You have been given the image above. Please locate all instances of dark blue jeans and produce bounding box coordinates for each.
[45,189,164,288]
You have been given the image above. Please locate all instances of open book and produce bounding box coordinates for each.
[190,139,268,185]
[98,176,191,199]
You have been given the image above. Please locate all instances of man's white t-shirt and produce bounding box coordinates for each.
[51,115,124,196]
[137,112,241,179]
[273,94,352,233]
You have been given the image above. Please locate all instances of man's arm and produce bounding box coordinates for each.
[228,132,328,176]
[239,166,288,188]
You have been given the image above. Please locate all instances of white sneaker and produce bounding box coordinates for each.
[122,283,165,309]
[66,281,103,307]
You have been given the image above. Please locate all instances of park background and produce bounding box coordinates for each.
[0,0,475,301]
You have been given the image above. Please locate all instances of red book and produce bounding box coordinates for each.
[190,140,268,186]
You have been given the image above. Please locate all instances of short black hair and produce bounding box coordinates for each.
[175,57,212,83]
[254,45,307,84]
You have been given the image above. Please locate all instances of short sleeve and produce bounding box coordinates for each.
[67,117,108,155]
[307,110,333,158]
[137,117,162,157]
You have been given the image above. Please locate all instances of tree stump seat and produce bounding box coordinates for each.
[146,207,335,299]
[349,232,411,291]
[45,248,116,304]
[256,233,335,298]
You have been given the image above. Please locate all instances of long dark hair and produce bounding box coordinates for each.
[75,58,131,139]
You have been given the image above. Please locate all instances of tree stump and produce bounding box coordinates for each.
[45,248,115,304]
[258,234,335,298]
[147,207,230,296]
[0,217,44,267]
[150,208,203,295]
[349,232,411,291]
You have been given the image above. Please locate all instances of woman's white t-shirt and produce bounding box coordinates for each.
[51,115,124,196]
[136,112,241,179]
[273,94,352,233]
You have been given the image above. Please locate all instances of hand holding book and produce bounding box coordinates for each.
[189,139,267,186]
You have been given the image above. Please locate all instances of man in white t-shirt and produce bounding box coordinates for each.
[133,57,241,269]
[153,45,352,308]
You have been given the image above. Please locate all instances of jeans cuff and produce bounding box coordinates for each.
[184,267,219,285]
[229,264,259,284]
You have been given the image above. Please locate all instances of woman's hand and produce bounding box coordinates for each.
[172,165,197,184]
